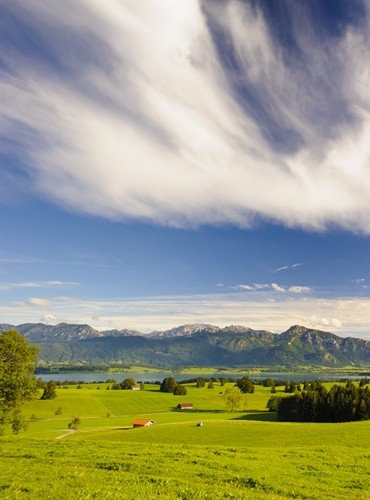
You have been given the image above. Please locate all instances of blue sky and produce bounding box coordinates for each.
[1,0,370,336]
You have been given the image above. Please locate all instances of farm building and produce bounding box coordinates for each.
[177,403,193,410]
[132,419,155,428]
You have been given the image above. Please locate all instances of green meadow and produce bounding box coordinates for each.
[1,382,370,499]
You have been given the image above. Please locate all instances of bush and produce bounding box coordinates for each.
[68,416,81,430]
[173,385,187,395]
[40,381,57,400]
[235,376,254,394]
[266,395,281,412]
[160,377,177,393]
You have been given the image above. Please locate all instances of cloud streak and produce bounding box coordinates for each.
[0,280,79,291]
[2,1,370,231]
[234,282,312,294]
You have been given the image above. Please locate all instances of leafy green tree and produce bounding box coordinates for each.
[236,376,255,394]
[41,380,57,400]
[173,384,187,395]
[207,381,214,389]
[68,416,81,430]
[120,378,136,390]
[266,395,281,412]
[0,330,38,433]
[196,377,206,388]
[160,376,177,393]
[263,378,275,387]
[223,386,243,412]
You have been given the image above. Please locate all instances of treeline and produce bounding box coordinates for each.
[269,381,370,422]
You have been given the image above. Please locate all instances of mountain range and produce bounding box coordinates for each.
[1,322,370,368]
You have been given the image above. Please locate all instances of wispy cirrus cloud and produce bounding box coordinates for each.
[0,280,79,290]
[273,266,289,273]
[234,282,311,294]
[273,263,303,273]
[352,278,369,289]
[2,1,370,231]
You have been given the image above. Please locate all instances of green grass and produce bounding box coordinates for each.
[1,382,370,499]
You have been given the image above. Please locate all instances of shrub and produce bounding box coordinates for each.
[173,385,187,395]
[68,416,81,430]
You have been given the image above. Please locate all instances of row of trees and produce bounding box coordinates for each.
[159,375,256,398]
[269,381,370,422]
[159,377,187,395]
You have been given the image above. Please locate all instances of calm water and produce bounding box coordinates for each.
[36,371,366,383]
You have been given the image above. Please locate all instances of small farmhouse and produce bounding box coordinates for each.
[177,403,193,410]
[132,419,155,428]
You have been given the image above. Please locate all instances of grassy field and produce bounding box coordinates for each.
[1,381,370,499]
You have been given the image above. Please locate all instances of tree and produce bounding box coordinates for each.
[41,380,57,400]
[120,378,136,390]
[196,377,206,388]
[223,386,243,412]
[160,376,177,393]
[173,384,187,395]
[263,378,275,387]
[0,330,38,433]
[68,416,81,430]
[266,395,281,412]
[236,376,255,394]
[207,381,214,389]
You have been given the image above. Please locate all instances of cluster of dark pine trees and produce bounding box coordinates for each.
[276,381,370,422]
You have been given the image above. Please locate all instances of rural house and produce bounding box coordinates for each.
[177,403,193,410]
[132,419,155,428]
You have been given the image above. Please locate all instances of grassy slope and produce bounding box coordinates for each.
[1,383,370,499]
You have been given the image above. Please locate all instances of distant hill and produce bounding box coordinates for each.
[2,322,370,368]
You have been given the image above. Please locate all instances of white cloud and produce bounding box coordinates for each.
[288,286,312,294]
[274,264,303,273]
[2,1,370,231]
[236,284,255,291]
[253,283,270,289]
[309,315,343,330]
[273,266,289,273]
[0,280,79,290]
[41,314,58,324]
[271,283,286,293]
[234,283,311,294]
[26,297,52,307]
[45,281,79,286]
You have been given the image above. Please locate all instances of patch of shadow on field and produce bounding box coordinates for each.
[170,408,226,414]
[232,411,277,422]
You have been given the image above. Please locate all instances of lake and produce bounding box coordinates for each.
[36,370,367,383]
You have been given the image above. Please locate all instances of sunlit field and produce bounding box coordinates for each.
[1,381,370,499]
